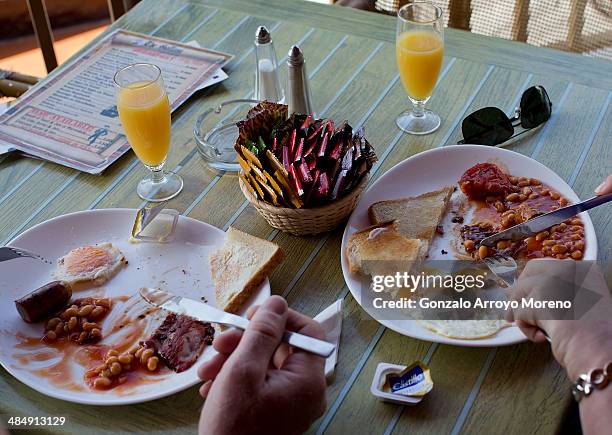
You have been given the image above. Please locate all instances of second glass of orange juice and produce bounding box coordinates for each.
[114,63,183,202]
[396,1,444,135]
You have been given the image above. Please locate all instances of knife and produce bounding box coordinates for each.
[139,288,335,358]
[480,192,612,247]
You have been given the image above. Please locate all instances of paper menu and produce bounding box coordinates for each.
[0,30,233,174]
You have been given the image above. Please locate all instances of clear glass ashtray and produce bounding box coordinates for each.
[194,99,261,172]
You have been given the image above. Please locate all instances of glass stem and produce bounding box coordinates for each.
[151,169,165,184]
[412,99,426,118]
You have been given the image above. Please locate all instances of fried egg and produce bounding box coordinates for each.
[53,242,126,285]
[418,319,510,339]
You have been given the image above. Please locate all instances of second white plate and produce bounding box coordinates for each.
[341,145,597,347]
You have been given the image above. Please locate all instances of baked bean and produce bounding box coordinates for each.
[90,328,101,338]
[147,356,159,371]
[501,209,514,218]
[464,240,475,252]
[96,298,112,308]
[543,240,556,246]
[45,330,57,341]
[54,323,64,336]
[571,250,583,260]
[82,322,98,331]
[501,216,514,228]
[77,305,94,317]
[141,348,154,364]
[555,254,566,259]
[78,331,89,343]
[551,205,559,210]
[506,193,520,202]
[134,347,144,359]
[110,362,122,376]
[569,234,581,241]
[105,356,119,365]
[542,246,552,256]
[522,187,532,195]
[63,306,78,318]
[90,306,105,319]
[101,369,112,378]
[549,191,560,200]
[529,178,541,186]
[478,245,489,259]
[47,317,61,330]
[518,194,527,201]
[497,240,509,250]
[551,233,561,240]
[94,377,112,389]
[494,201,506,212]
[525,237,536,245]
[552,245,567,254]
[574,241,585,251]
[518,180,530,187]
[105,349,118,358]
[509,176,518,184]
[535,231,549,242]
[559,198,569,207]
[68,316,78,331]
[528,193,539,200]
[94,364,107,374]
[570,219,582,226]
[118,354,133,364]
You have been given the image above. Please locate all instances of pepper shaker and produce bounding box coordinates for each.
[286,45,314,116]
[254,26,284,103]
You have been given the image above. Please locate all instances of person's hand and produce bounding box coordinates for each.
[507,259,612,379]
[197,296,327,435]
[594,174,612,195]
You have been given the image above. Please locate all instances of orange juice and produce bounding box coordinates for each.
[396,30,444,101]
[117,81,171,167]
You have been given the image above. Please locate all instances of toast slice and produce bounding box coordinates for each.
[347,220,422,276]
[368,187,454,259]
[209,227,283,314]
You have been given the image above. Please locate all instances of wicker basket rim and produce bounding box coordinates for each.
[239,173,370,214]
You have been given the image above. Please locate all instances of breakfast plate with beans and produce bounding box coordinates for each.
[341,145,597,347]
[0,209,270,405]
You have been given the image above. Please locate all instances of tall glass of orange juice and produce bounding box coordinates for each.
[396,2,444,135]
[114,63,183,202]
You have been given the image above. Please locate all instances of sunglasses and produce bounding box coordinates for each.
[459,85,552,146]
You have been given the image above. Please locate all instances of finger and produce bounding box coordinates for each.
[516,320,543,342]
[246,305,259,320]
[198,352,229,381]
[199,380,213,398]
[230,296,288,378]
[213,329,243,355]
[272,343,291,368]
[285,309,326,339]
[594,175,612,195]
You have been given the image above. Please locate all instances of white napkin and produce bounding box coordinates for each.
[314,299,343,380]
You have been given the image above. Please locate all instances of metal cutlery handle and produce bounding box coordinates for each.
[282,330,335,358]
[227,319,335,358]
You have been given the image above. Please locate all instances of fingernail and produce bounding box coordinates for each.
[262,296,287,315]
[594,181,605,194]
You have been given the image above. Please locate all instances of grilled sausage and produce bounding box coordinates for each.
[15,281,72,323]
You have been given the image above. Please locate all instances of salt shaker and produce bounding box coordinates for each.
[254,26,284,103]
[286,45,314,116]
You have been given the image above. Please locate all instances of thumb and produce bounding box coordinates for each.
[231,296,288,375]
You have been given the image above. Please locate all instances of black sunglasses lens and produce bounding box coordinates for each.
[520,86,552,129]
[461,107,513,145]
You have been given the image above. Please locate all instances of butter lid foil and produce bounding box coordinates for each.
[131,202,179,243]
[381,361,433,397]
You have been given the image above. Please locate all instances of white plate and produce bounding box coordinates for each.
[0,209,270,405]
[341,145,597,347]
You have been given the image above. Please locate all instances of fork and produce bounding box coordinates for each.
[0,246,52,264]
[483,254,551,342]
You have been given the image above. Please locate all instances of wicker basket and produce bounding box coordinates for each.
[239,174,369,236]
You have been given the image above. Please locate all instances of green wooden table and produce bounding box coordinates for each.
[1,0,611,433]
